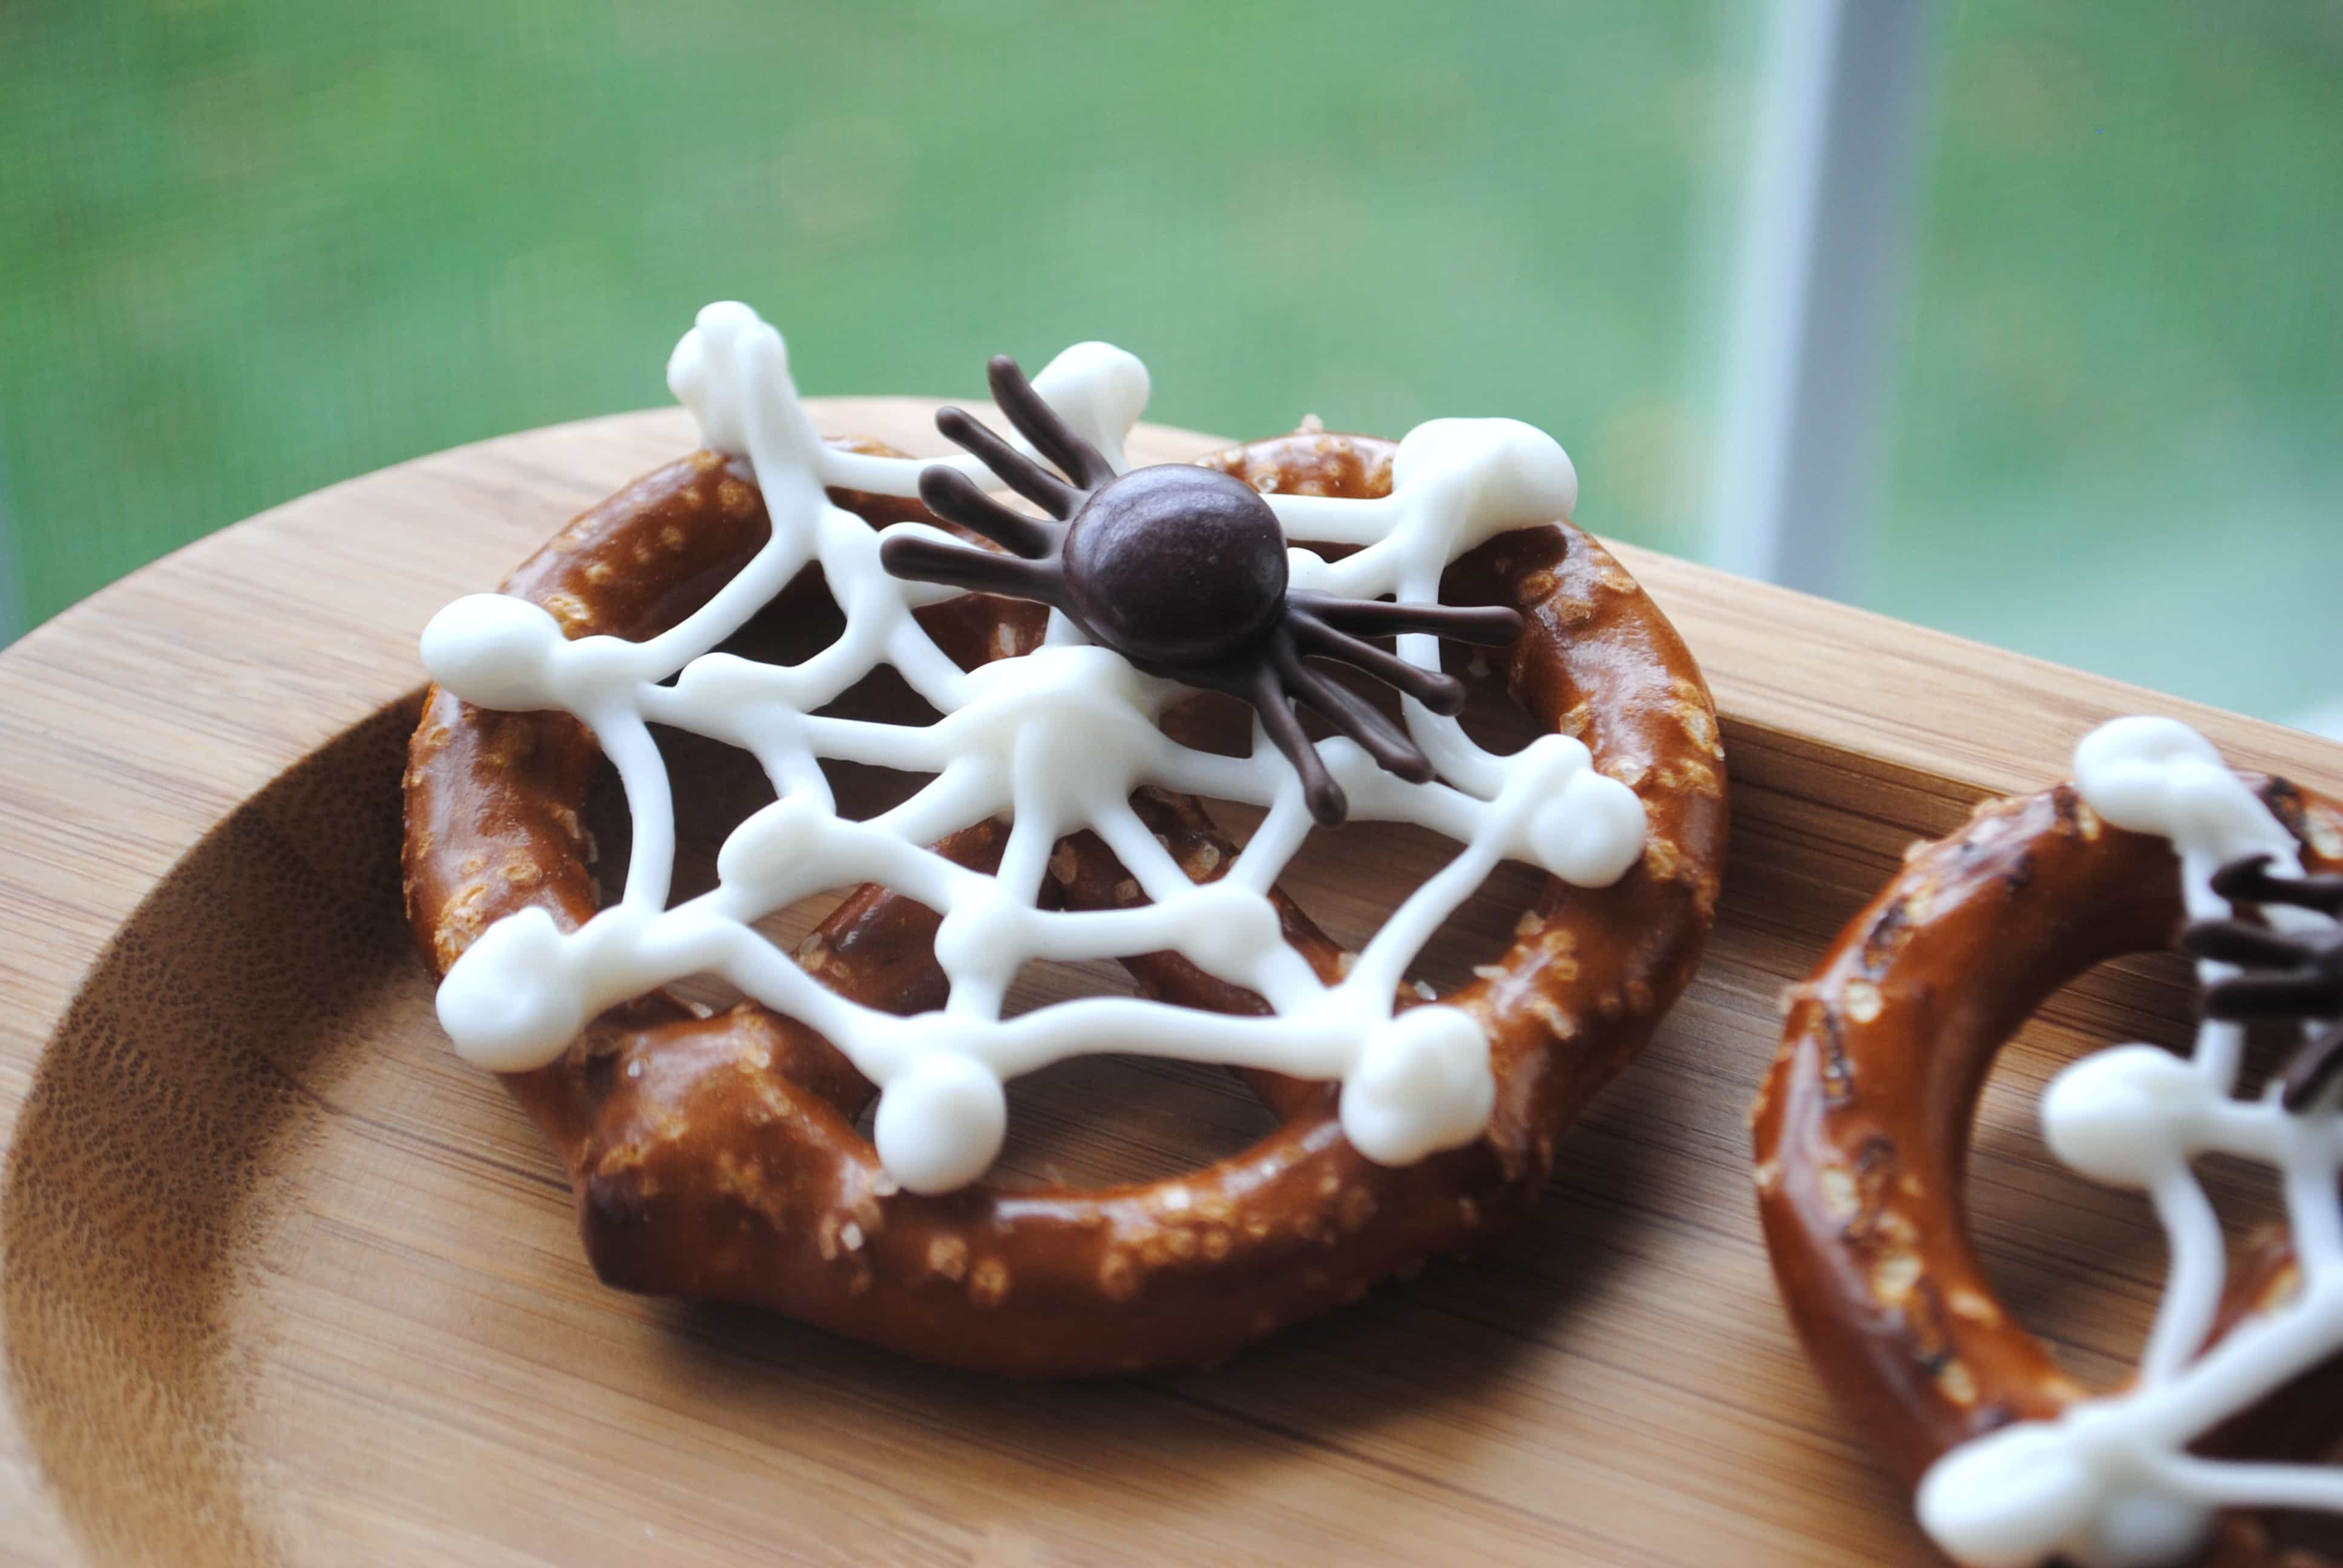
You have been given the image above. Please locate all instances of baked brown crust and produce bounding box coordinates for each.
[403,429,1727,1374]
[1754,778,2343,1566]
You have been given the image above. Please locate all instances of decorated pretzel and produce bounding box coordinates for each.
[1755,716,2343,1567]
[404,302,1725,1374]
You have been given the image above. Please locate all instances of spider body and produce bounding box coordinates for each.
[1061,463,1290,667]
[881,354,1527,825]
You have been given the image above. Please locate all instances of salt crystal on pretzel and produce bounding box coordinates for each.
[404,301,1725,1372]
[1758,715,2343,1567]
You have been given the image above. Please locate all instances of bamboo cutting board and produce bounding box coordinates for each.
[0,402,2338,1567]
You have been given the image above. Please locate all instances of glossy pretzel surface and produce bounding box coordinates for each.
[1754,778,2343,1566]
[404,430,1726,1374]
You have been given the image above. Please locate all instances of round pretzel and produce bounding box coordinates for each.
[1754,771,2343,1566]
[404,428,1726,1374]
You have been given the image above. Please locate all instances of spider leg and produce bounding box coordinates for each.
[1272,636,1435,784]
[2281,1020,2343,1111]
[987,354,1119,489]
[1247,662,1347,826]
[916,466,1064,558]
[2201,970,2343,1021]
[1289,590,1523,647]
[2212,854,2281,905]
[1289,608,1469,716]
[934,405,1084,519]
[2180,918,2319,970]
[2211,854,2343,915]
[2284,875,2343,915]
[878,534,1068,605]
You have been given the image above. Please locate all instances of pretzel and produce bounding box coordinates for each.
[403,307,1724,1374]
[1754,717,2343,1567]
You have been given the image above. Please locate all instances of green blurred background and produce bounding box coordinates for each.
[3,0,2337,725]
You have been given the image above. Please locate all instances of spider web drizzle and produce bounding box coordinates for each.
[1917,717,2343,1568]
[424,301,1641,1194]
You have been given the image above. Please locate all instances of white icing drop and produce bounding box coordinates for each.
[1917,716,2343,1568]
[422,301,1643,1195]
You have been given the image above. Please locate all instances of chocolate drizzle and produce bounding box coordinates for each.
[2182,854,2343,1110]
[879,354,1524,825]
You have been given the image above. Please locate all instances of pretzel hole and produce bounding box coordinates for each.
[1443,657,1545,760]
[815,947,1286,1189]
[985,1056,1282,1191]
[1138,601,1555,998]
[568,535,1564,1187]
[589,599,958,898]
[1169,798,1543,999]
[1152,642,1550,1003]
[2271,1497,2343,1561]
[578,591,947,1014]
[1962,948,2295,1393]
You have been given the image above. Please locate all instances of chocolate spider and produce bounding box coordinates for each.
[878,354,1526,826]
[2178,854,2343,1111]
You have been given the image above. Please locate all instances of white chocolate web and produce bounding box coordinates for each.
[421,301,1647,1196]
[1918,717,2343,1568]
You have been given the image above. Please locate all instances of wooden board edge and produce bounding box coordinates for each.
[0,402,2336,1565]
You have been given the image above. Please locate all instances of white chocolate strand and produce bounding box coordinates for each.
[421,301,1641,1197]
[1917,716,2343,1568]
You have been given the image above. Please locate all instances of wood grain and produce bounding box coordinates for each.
[0,402,2337,1567]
